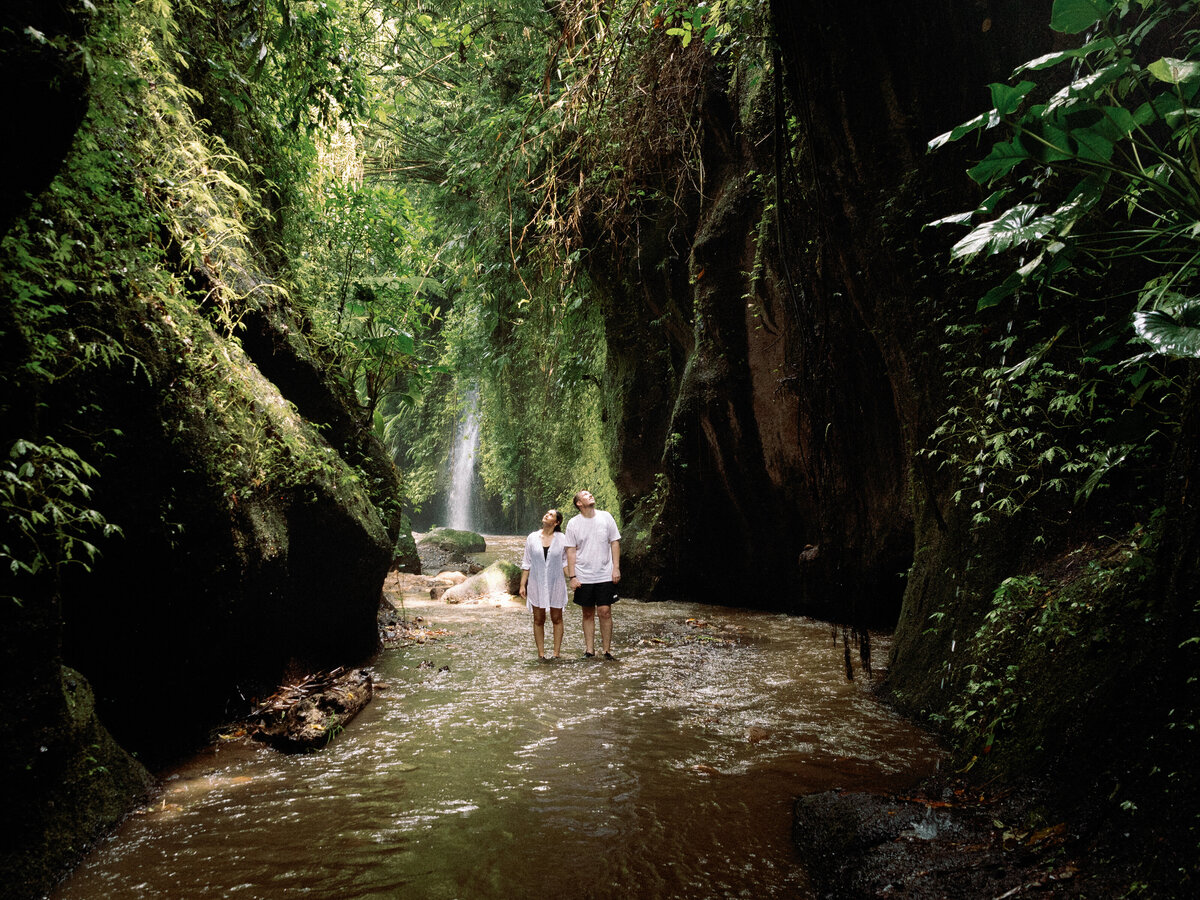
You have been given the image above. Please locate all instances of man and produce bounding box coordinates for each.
[564,489,621,659]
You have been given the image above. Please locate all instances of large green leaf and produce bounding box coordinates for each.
[1050,0,1114,35]
[928,109,1001,151]
[1148,57,1200,85]
[1071,126,1114,162]
[952,204,1056,260]
[967,138,1030,184]
[1046,62,1130,113]
[1013,39,1116,75]
[1095,105,1137,141]
[1133,299,1200,357]
[990,80,1036,115]
[1133,92,1184,127]
[1030,121,1074,161]
[976,272,1023,311]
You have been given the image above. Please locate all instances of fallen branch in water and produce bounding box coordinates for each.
[245,667,373,753]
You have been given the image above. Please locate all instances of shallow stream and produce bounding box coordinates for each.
[54,536,940,899]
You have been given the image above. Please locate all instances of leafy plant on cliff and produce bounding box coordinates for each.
[1,0,388,598]
[926,0,1200,526]
[922,5,1200,862]
[0,440,122,602]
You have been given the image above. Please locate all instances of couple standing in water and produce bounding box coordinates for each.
[518,489,621,661]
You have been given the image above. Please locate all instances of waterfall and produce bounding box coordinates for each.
[446,388,481,530]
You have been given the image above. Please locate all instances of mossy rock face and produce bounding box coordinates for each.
[0,666,153,900]
[391,513,422,574]
[1,0,404,892]
[418,527,487,554]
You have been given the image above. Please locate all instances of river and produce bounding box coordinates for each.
[53,536,941,900]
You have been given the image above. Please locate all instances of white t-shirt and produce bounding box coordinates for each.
[564,510,621,584]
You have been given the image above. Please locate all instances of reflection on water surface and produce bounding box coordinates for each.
[54,536,940,900]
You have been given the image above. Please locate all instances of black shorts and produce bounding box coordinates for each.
[572,581,619,607]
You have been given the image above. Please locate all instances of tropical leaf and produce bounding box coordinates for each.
[990,81,1036,116]
[928,109,1001,152]
[1071,127,1114,162]
[1047,62,1129,114]
[952,204,1055,260]
[1050,0,1115,35]
[968,138,1030,184]
[928,190,1011,229]
[928,211,974,228]
[976,272,1022,311]
[1133,299,1200,357]
[1013,39,1116,75]
[1148,57,1200,86]
[1031,120,1074,162]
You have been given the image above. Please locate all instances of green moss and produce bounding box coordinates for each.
[392,513,421,573]
[418,527,487,554]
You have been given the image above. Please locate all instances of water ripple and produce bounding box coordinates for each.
[55,586,940,900]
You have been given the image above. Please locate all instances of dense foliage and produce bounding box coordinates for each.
[1,0,405,600]
[928,0,1200,530]
[914,4,1200,856]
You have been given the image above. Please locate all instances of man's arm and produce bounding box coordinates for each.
[567,547,578,584]
[610,540,620,584]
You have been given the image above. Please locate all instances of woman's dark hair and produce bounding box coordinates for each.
[548,508,563,531]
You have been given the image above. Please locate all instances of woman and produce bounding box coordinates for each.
[519,508,569,659]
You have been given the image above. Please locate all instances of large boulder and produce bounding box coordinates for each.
[391,513,422,574]
[437,561,522,603]
[51,281,396,759]
[418,527,487,555]
[0,664,152,900]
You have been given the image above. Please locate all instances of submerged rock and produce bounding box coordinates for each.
[793,787,1094,898]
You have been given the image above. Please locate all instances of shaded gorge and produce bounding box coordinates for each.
[53,538,939,899]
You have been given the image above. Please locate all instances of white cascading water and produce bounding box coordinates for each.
[446,387,481,530]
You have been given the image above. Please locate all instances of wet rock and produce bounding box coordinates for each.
[439,561,522,603]
[793,790,1052,899]
[412,531,480,576]
[417,527,486,554]
[746,726,772,743]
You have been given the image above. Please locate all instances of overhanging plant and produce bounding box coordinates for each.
[924,0,1200,520]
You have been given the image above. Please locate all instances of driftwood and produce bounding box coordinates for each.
[250,667,372,752]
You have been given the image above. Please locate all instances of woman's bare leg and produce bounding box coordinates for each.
[532,607,547,658]
[550,607,564,657]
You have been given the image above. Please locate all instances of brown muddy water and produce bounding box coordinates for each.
[53,536,941,900]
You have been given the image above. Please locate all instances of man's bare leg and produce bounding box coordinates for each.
[598,605,613,655]
[582,606,596,655]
